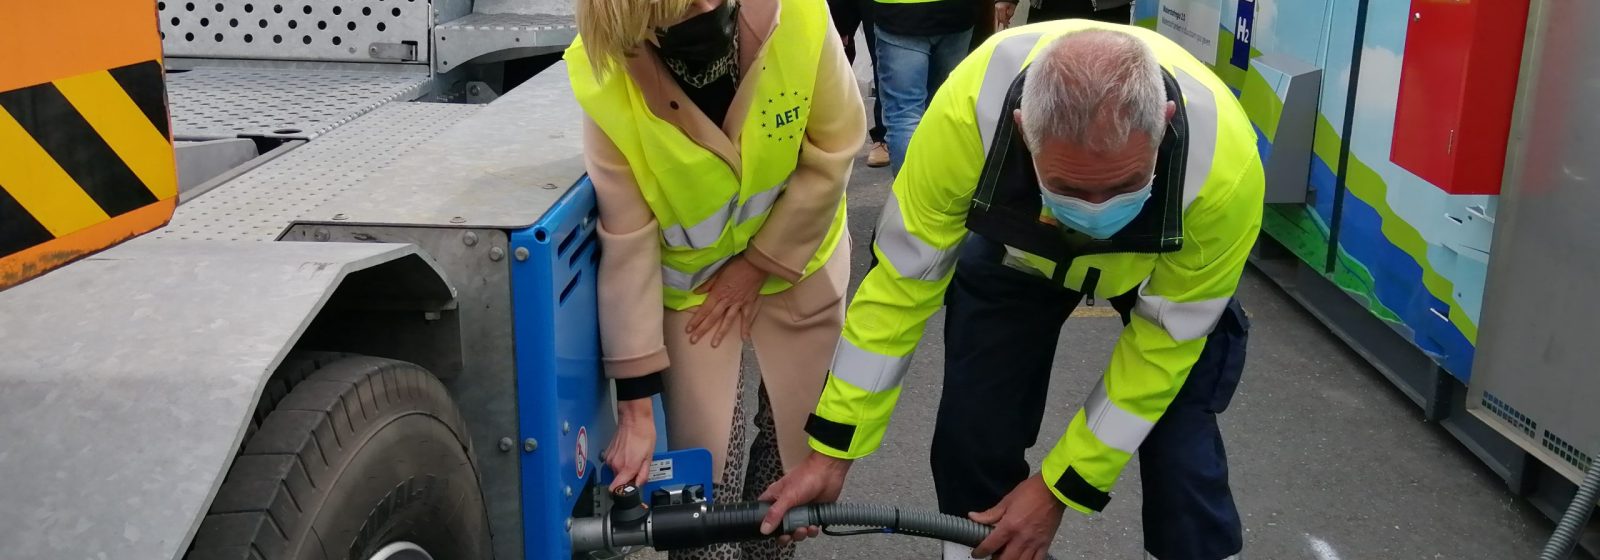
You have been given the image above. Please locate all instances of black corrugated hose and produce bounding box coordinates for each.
[785,503,992,547]
[572,500,994,552]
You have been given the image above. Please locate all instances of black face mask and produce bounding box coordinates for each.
[655,0,738,63]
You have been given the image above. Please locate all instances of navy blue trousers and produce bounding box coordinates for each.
[931,236,1247,560]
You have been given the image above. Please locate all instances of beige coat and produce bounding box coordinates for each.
[581,0,866,473]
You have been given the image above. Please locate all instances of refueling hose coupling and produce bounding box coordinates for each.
[571,485,993,554]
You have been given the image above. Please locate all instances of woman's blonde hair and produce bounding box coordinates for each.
[576,0,708,79]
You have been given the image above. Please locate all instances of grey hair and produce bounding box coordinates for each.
[1019,29,1167,153]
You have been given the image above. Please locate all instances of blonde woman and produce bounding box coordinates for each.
[565,0,864,557]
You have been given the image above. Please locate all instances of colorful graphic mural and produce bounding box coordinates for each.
[1135,0,1503,380]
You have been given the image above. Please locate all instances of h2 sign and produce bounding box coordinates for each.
[1230,0,1256,70]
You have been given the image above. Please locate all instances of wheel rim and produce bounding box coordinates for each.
[367,542,435,560]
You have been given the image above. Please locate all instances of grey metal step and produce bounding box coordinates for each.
[155,101,481,242]
[167,66,432,140]
[434,12,577,72]
[309,60,585,231]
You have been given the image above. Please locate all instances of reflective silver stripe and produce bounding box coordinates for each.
[976,32,1044,153]
[661,194,736,250]
[1173,68,1217,211]
[660,181,788,249]
[1134,283,1231,341]
[736,181,787,225]
[829,337,912,393]
[1081,377,1155,454]
[661,255,732,292]
[874,190,960,281]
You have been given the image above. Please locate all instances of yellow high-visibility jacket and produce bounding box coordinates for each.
[564,0,847,311]
[805,20,1265,513]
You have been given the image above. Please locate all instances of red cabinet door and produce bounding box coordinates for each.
[1390,0,1529,195]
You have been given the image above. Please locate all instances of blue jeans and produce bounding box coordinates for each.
[874,25,973,175]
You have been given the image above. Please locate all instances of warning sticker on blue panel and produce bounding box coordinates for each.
[648,458,674,482]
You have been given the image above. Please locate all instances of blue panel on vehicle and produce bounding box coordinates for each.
[599,448,718,503]
[511,178,612,559]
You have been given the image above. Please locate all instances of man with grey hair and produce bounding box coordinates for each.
[762,21,1263,560]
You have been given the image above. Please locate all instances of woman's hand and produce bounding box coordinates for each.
[685,255,767,347]
[604,398,657,491]
[995,1,1017,30]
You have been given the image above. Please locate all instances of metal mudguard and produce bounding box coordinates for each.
[0,238,455,560]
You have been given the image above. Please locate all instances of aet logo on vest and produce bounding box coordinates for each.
[773,106,803,128]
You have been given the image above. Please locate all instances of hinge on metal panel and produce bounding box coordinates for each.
[369,40,420,61]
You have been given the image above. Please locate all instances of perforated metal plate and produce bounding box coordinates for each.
[156,101,481,242]
[158,0,431,62]
[435,12,577,72]
[167,67,431,139]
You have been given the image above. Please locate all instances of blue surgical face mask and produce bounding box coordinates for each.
[1038,180,1154,239]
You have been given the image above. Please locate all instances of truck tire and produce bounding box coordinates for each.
[188,356,490,560]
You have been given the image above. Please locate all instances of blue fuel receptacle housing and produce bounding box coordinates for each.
[511,178,611,558]
[511,178,716,558]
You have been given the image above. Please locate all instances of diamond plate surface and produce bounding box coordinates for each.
[158,0,431,62]
[434,12,577,71]
[155,102,481,242]
[167,67,431,140]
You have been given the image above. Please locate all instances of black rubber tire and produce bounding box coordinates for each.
[187,356,490,560]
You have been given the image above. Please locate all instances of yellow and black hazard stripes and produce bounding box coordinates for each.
[0,59,175,290]
[0,61,173,256]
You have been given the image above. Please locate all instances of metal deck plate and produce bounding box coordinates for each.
[434,12,577,72]
[309,61,584,229]
[167,66,432,140]
[156,101,481,241]
[159,0,432,63]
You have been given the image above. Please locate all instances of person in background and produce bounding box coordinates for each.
[565,0,865,557]
[871,0,975,174]
[830,0,892,168]
[995,0,1132,30]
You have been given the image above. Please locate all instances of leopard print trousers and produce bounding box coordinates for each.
[668,374,795,560]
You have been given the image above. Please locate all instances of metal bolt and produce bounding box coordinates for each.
[562,421,571,435]
[369,45,379,55]
[332,213,348,221]
[313,228,330,241]
[1413,11,1421,21]
[450,216,467,224]
[469,84,482,97]
[489,247,505,262]
[523,438,538,452]
[565,486,574,498]
[514,247,529,261]
[463,231,479,247]
[498,437,514,452]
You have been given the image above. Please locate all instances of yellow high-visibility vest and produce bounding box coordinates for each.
[565,0,847,310]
